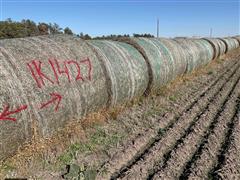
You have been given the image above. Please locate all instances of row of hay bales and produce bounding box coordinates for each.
[0,35,239,161]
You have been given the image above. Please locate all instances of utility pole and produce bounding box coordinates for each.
[210,28,212,38]
[157,18,159,38]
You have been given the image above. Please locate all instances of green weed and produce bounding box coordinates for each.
[169,95,177,102]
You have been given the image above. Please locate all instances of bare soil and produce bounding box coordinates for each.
[210,98,240,180]
[183,85,240,179]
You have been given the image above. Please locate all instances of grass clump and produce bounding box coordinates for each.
[169,95,177,102]
[58,126,125,179]
[58,126,124,165]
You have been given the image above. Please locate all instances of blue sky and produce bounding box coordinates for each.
[0,0,239,37]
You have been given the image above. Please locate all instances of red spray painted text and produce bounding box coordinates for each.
[0,57,93,122]
[27,58,92,88]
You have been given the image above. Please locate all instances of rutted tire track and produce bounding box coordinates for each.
[97,59,238,180]
[151,64,240,179]
[108,58,240,179]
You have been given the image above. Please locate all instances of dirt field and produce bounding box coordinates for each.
[1,48,240,179]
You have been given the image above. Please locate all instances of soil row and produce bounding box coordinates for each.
[180,93,240,179]
[181,92,240,179]
[210,98,240,179]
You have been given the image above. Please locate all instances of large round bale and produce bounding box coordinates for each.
[0,35,108,161]
[0,49,33,161]
[87,40,149,106]
[233,36,240,46]
[202,38,221,59]
[139,38,176,84]
[193,39,214,63]
[232,38,240,48]
[174,38,206,72]
[229,38,239,49]
[116,37,183,93]
[42,35,109,114]
[217,38,227,56]
[152,38,188,79]
[219,37,239,53]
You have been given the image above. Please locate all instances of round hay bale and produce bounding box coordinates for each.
[219,37,239,53]
[87,40,149,106]
[0,35,108,160]
[232,38,240,48]
[233,36,240,46]
[154,38,188,77]
[174,38,204,72]
[142,38,175,84]
[216,38,227,56]
[114,37,154,94]
[193,39,214,63]
[117,37,180,93]
[0,48,33,161]
[202,38,221,59]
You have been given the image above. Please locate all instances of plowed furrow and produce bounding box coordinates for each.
[176,60,238,105]
[111,59,240,179]
[210,99,240,179]
[150,64,240,180]
[98,59,239,180]
[181,95,240,179]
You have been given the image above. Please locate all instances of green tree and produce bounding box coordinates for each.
[21,19,39,36]
[38,23,49,35]
[64,27,73,35]
[83,34,91,40]
[0,20,27,38]
[133,33,154,38]
[49,23,62,34]
[0,19,77,39]
[79,32,91,40]
[79,32,84,38]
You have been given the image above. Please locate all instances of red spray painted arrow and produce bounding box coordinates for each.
[40,93,62,112]
[0,104,28,121]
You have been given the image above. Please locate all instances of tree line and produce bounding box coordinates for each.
[0,19,154,40]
